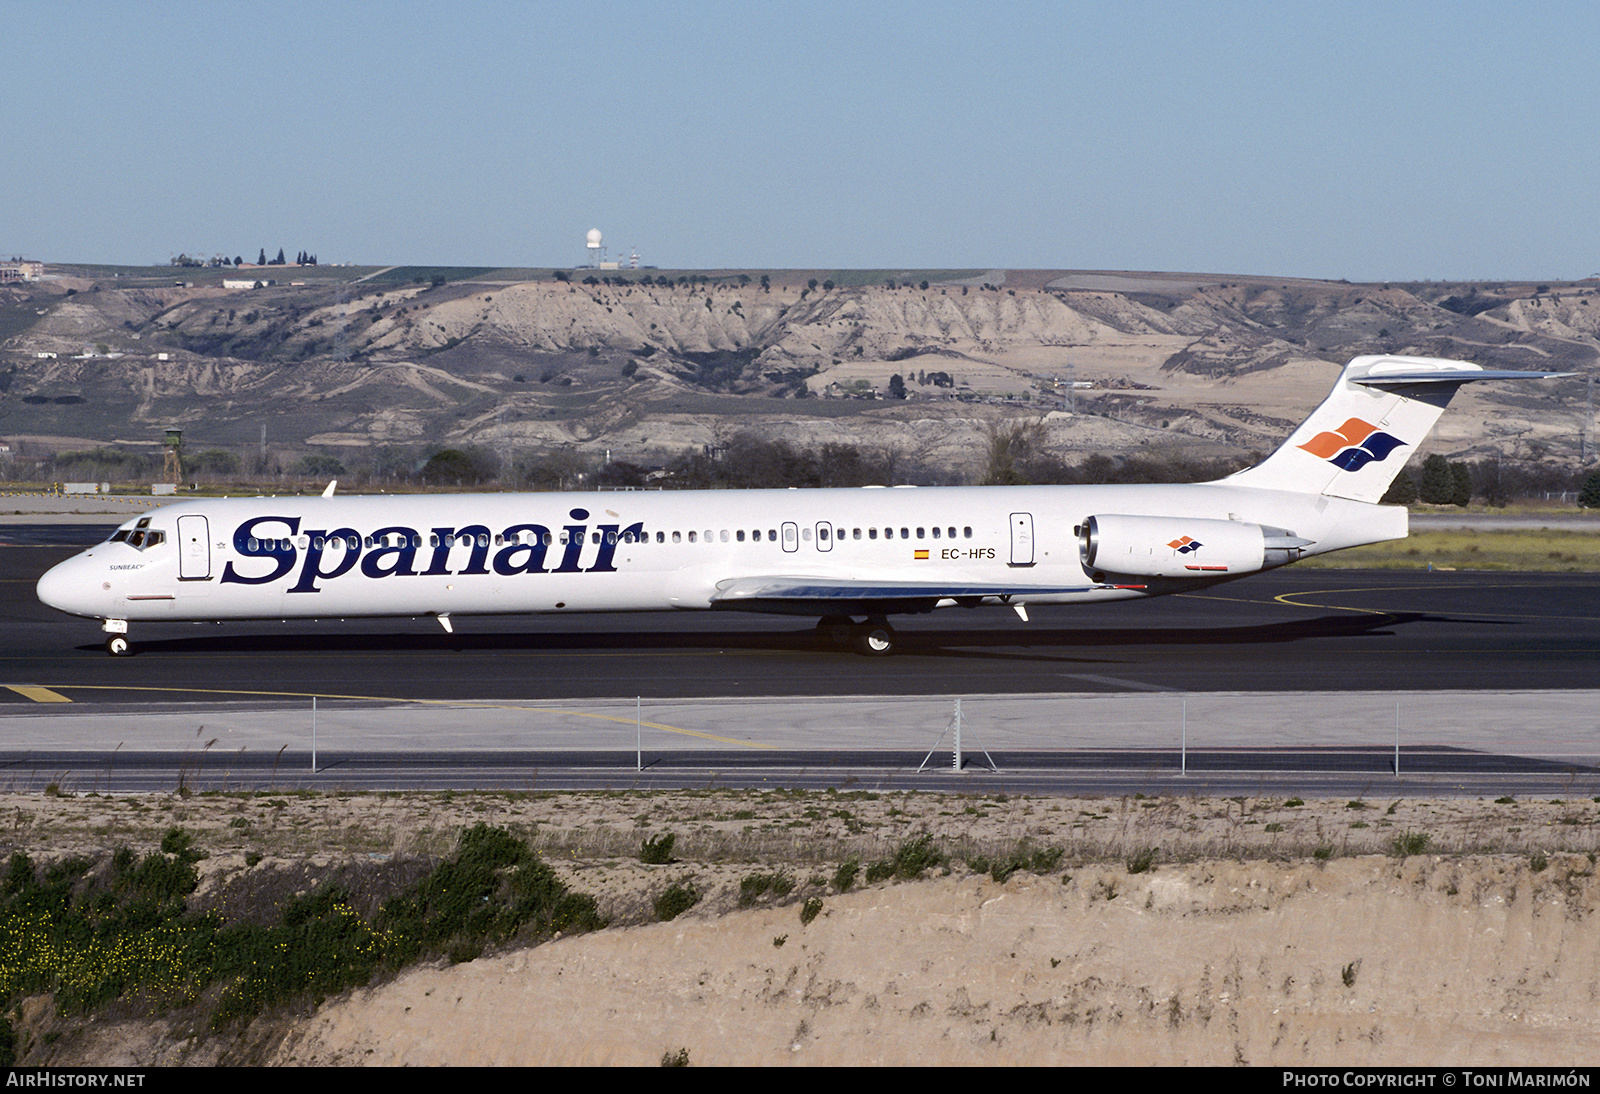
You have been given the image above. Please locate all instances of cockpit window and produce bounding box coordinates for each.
[109,529,130,543]
[125,529,165,550]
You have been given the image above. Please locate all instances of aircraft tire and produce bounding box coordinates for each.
[854,623,896,656]
[106,635,131,657]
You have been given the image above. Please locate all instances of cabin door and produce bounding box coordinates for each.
[177,514,212,580]
[1008,512,1035,567]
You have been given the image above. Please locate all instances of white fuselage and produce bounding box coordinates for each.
[35,481,1404,625]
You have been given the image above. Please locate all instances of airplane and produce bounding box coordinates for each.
[36,354,1566,657]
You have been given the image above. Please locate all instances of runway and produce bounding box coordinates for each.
[6,542,1599,697]
[5,538,1600,794]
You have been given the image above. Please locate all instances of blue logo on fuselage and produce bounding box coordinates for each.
[221,509,641,593]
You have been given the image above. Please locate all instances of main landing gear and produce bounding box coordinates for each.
[815,615,898,656]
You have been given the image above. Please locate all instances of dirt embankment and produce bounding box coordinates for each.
[7,789,1600,1066]
[273,854,1600,1066]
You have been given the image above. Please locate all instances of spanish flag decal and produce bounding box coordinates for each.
[913,549,929,559]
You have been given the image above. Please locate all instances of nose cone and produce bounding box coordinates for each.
[37,554,99,618]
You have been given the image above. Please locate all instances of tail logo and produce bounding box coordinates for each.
[1298,417,1407,472]
[1168,536,1202,554]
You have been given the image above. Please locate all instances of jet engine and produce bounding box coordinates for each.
[1077,514,1313,581]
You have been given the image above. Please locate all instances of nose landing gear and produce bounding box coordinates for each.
[102,620,131,657]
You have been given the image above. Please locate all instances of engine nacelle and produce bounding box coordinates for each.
[1077,514,1313,581]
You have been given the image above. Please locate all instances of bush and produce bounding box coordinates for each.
[654,884,699,922]
[738,872,794,907]
[832,858,859,892]
[1392,831,1432,857]
[640,832,676,865]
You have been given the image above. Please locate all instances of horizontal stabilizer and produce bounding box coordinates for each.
[1354,368,1573,387]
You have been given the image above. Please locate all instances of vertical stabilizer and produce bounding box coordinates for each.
[1225,355,1560,503]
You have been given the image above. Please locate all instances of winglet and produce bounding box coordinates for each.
[322,480,338,498]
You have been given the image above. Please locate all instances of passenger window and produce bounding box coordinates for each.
[901,527,910,539]
[916,528,925,539]
[720,530,729,542]
[964,526,973,538]
[852,528,862,540]
[736,530,745,542]
[932,527,941,539]
[868,528,878,539]
[819,526,830,541]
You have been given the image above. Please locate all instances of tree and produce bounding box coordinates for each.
[1418,454,1455,504]
[420,448,495,487]
[187,449,242,476]
[980,419,1048,485]
[1580,469,1600,509]
[1449,462,1473,507]
[257,248,266,266]
[1380,470,1417,505]
[294,454,345,478]
[274,248,286,265]
[888,373,907,399]
[1473,458,1509,508]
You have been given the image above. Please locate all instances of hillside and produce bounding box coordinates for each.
[1,266,1595,479]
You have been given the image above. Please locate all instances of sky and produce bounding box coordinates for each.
[6,0,1597,281]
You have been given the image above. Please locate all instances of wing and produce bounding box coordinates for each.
[709,575,1113,617]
